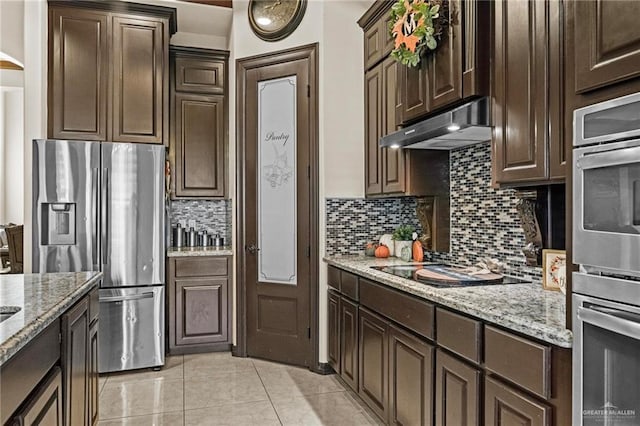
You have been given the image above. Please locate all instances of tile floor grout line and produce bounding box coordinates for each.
[252,359,285,426]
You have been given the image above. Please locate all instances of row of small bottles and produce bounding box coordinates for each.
[172,223,224,248]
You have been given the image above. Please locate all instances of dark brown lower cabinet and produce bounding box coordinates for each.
[435,349,481,426]
[88,320,99,426]
[485,377,551,426]
[359,308,389,421]
[388,325,434,426]
[168,256,232,354]
[327,290,340,373]
[13,367,64,426]
[62,297,89,426]
[340,297,359,392]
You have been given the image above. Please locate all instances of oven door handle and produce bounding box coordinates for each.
[578,305,640,341]
[577,145,640,170]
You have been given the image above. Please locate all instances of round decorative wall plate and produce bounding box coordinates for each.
[248,0,307,42]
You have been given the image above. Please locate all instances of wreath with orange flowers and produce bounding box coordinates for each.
[390,0,448,67]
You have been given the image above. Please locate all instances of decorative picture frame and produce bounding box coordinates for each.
[542,249,567,293]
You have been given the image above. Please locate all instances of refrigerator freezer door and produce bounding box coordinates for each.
[98,286,165,372]
[101,143,165,287]
[32,139,101,273]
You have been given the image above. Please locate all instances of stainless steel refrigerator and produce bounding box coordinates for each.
[32,139,165,373]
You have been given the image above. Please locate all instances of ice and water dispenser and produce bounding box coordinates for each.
[40,202,76,245]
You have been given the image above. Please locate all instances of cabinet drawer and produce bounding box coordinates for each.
[327,265,340,291]
[360,278,434,339]
[436,308,482,364]
[485,326,551,399]
[174,257,228,277]
[340,271,359,301]
[175,57,225,94]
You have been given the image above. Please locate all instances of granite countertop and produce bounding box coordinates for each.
[0,271,102,366]
[325,256,572,348]
[167,246,233,257]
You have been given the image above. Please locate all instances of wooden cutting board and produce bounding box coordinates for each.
[415,265,503,285]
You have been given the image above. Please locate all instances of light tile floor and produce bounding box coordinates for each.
[98,352,382,426]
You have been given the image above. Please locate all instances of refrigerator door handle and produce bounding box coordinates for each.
[102,168,109,265]
[92,167,99,269]
[100,292,155,303]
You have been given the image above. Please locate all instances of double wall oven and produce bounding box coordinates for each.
[573,92,640,425]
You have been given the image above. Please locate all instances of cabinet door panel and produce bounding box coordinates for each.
[49,7,108,141]
[429,0,462,111]
[88,321,99,426]
[493,0,548,184]
[382,57,405,194]
[340,297,359,392]
[389,325,434,426]
[175,93,225,197]
[112,16,167,144]
[62,298,89,426]
[364,22,384,70]
[175,57,225,94]
[485,377,551,426]
[328,291,341,373]
[175,278,228,345]
[13,367,64,426]
[365,65,383,195]
[399,62,430,123]
[574,0,640,93]
[548,0,565,180]
[435,349,480,426]
[359,308,388,421]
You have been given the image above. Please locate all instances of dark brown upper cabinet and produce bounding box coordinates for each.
[48,2,175,144]
[492,0,565,185]
[48,7,109,141]
[365,63,384,195]
[573,1,640,94]
[365,58,450,198]
[395,0,490,124]
[171,47,229,199]
[111,16,167,144]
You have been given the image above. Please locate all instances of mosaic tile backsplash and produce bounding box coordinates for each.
[325,142,543,281]
[169,199,232,246]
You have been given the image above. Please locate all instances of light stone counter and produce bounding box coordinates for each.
[167,246,233,257]
[325,256,572,348]
[0,271,102,366]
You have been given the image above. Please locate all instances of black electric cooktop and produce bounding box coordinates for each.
[371,263,530,288]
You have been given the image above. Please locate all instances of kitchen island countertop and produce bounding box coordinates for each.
[325,256,572,348]
[0,271,102,366]
[167,246,233,257]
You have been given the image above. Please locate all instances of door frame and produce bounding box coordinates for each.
[234,43,321,372]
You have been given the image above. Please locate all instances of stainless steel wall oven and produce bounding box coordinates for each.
[573,92,640,426]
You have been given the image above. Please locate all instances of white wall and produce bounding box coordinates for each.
[0,0,25,66]
[0,88,25,225]
[229,0,369,362]
[22,0,48,273]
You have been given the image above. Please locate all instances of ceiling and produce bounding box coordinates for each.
[124,0,233,40]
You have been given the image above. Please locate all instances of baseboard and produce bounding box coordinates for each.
[313,362,335,375]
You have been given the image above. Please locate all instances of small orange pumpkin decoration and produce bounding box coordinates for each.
[375,245,390,258]
[412,240,424,262]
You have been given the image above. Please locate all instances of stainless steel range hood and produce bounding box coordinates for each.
[380,97,492,150]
